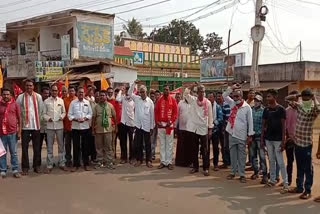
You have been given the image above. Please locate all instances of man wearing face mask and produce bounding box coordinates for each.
[286,89,320,200]
[223,84,254,183]
[249,94,267,184]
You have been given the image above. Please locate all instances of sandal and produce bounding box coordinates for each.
[250,174,258,180]
[264,182,275,188]
[146,162,153,168]
[227,174,235,180]
[134,161,142,167]
[314,196,320,203]
[300,193,311,200]
[289,187,304,194]
[240,176,247,183]
[280,187,289,194]
[190,168,199,174]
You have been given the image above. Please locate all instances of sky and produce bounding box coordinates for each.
[0,0,319,65]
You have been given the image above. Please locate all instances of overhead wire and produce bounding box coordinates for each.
[0,0,58,15]
[0,0,35,8]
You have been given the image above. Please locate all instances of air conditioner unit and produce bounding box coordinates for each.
[71,48,79,60]
[174,72,180,78]
[182,73,188,78]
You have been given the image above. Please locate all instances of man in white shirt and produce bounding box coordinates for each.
[68,87,93,171]
[223,84,254,183]
[116,85,135,164]
[184,84,213,176]
[175,96,192,167]
[43,85,67,173]
[16,79,44,175]
[128,80,155,168]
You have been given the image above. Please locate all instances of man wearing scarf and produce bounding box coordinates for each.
[223,84,254,183]
[116,86,135,164]
[155,85,178,170]
[286,89,320,200]
[16,79,43,175]
[92,90,117,169]
[184,84,213,176]
[0,89,21,178]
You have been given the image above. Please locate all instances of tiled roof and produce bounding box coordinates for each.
[114,46,133,56]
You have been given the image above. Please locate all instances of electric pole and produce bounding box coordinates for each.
[299,41,302,62]
[250,0,264,89]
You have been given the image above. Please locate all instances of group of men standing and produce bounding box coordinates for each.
[1,79,320,201]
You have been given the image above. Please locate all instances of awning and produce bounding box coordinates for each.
[68,71,114,82]
[241,82,293,91]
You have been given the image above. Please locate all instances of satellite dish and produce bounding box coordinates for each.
[251,25,265,42]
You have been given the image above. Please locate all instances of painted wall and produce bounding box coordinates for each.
[111,66,137,84]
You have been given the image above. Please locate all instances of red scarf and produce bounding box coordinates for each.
[228,100,244,129]
[197,97,208,117]
[24,92,40,129]
[2,98,13,135]
[158,96,174,134]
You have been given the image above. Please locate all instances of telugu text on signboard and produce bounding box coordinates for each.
[77,22,113,59]
[35,61,64,82]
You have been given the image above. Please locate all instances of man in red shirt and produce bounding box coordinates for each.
[155,85,178,170]
[0,88,21,178]
[107,87,122,159]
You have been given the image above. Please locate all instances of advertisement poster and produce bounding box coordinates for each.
[35,61,64,82]
[77,22,113,59]
[200,57,234,82]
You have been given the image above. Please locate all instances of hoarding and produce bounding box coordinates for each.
[35,61,64,82]
[200,57,234,82]
[77,22,113,59]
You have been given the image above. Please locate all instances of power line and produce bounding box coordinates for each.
[265,34,299,55]
[182,0,221,20]
[0,0,34,8]
[0,0,58,15]
[293,0,320,7]
[116,0,171,15]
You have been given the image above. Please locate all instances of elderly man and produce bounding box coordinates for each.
[184,84,213,176]
[0,88,21,178]
[43,84,67,173]
[68,87,93,171]
[223,84,254,183]
[155,85,178,170]
[129,80,155,168]
[16,79,44,175]
[116,86,135,164]
[286,89,320,200]
[92,90,117,169]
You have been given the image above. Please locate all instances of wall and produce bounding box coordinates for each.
[235,62,306,82]
[305,62,320,81]
[39,23,73,52]
[17,29,39,54]
[111,66,137,84]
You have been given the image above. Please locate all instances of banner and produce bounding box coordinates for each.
[77,22,113,59]
[35,61,64,82]
[200,57,234,82]
[61,35,71,60]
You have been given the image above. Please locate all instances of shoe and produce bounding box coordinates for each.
[158,163,166,169]
[120,160,127,164]
[190,168,199,174]
[227,174,235,180]
[34,167,41,174]
[314,196,320,203]
[260,178,268,184]
[213,166,219,171]
[168,164,174,170]
[300,192,311,200]
[203,170,209,176]
[240,176,247,183]
[13,172,21,178]
[219,164,228,169]
[250,174,258,180]
[22,169,28,176]
[45,168,52,174]
[280,187,289,194]
[107,164,116,170]
[1,172,6,178]
[289,187,304,194]
[66,162,72,168]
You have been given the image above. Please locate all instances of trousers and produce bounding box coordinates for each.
[295,145,313,194]
[21,130,41,170]
[191,132,209,171]
[72,129,90,167]
[119,123,135,161]
[158,128,174,166]
[134,128,151,162]
[229,135,246,177]
[249,135,267,177]
[64,131,72,165]
[95,132,113,165]
[0,134,19,173]
[46,129,65,168]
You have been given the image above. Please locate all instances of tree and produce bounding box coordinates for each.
[123,18,146,39]
[114,31,126,46]
[149,20,204,55]
[201,32,225,57]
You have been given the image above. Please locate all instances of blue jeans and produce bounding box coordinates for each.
[265,140,288,187]
[295,145,313,194]
[0,134,19,173]
[249,135,267,178]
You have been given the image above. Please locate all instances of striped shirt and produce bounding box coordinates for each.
[295,104,320,147]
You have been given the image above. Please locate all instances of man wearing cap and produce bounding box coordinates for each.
[286,89,320,200]
[223,84,254,183]
[249,94,268,183]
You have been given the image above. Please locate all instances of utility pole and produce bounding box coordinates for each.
[150,32,155,90]
[299,41,302,62]
[250,0,263,89]
[179,27,184,90]
[226,29,231,85]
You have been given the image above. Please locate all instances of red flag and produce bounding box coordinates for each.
[13,83,23,99]
[57,81,63,97]
[83,83,87,94]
